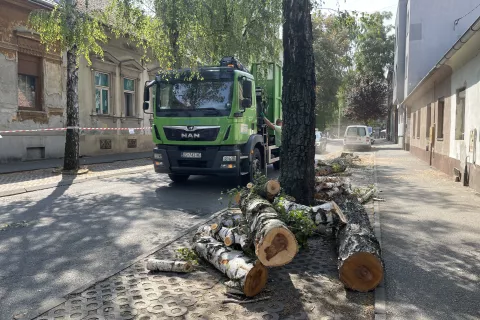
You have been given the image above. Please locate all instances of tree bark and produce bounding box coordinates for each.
[211,224,249,248]
[335,195,384,292]
[280,0,316,205]
[240,190,298,267]
[275,198,347,226]
[211,212,243,230]
[193,234,268,297]
[63,0,80,171]
[146,259,194,273]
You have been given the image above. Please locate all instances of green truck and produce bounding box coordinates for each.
[142,57,282,184]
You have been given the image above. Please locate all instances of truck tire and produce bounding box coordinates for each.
[250,148,262,182]
[168,174,190,183]
[236,148,262,186]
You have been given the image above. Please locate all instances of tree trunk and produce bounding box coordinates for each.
[240,190,298,266]
[336,195,384,292]
[193,234,268,297]
[280,0,316,205]
[146,259,194,273]
[63,1,80,171]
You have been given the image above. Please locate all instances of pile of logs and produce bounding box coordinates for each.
[150,155,383,297]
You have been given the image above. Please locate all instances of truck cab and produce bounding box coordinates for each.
[143,57,282,184]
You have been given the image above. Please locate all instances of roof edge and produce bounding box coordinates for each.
[402,15,480,105]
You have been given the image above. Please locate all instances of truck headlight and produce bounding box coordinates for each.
[154,153,162,160]
[222,156,237,162]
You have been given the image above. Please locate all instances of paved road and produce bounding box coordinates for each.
[0,172,237,320]
[316,138,344,159]
[0,141,345,320]
[375,143,480,320]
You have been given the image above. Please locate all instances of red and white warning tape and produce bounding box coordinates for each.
[0,126,151,133]
[0,126,151,134]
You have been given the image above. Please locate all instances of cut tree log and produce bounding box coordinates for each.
[255,180,281,201]
[315,176,344,183]
[335,195,384,292]
[211,213,243,229]
[240,190,298,267]
[315,181,344,192]
[193,234,268,297]
[315,158,348,176]
[275,198,347,227]
[146,259,194,273]
[211,224,249,248]
[359,187,377,204]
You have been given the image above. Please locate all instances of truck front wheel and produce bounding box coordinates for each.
[250,148,262,182]
[168,174,190,183]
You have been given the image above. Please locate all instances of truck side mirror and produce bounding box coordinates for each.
[143,102,149,111]
[242,80,252,99]
[242,98,252,109]
[143,86,150,102]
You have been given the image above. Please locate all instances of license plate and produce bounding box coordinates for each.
[181,152,201,159]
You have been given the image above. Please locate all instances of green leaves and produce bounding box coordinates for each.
[274,197,316,249]
[29,1,108,64]
[354,11,394,80]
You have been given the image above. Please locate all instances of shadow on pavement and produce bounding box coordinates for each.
[376,144,480,319]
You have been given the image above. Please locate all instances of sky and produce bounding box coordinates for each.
[322,0,398,26]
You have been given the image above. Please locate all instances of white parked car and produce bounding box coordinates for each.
[343,125,372,151]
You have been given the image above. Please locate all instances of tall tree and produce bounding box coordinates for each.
[30,0,283,170]
[108,0,283,69]
[354,12,394,80]
[29,0,108,171]
[312,12,354,130]
[280,0,316,205]
[344,73,388,125]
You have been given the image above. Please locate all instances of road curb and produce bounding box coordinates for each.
[27,207,227,320]
[0,168,149,199]
[0,188,27,197]
[373,153,387,320]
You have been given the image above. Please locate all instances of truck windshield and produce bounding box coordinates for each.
[156,80,233,117]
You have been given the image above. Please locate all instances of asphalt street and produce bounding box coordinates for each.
[0,172,232,320]
[0,139,344,320]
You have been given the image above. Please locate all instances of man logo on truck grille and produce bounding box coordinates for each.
[181,133,200,139]
[187,126,195,131]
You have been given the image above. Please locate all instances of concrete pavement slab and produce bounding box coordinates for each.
[375,142,480,320]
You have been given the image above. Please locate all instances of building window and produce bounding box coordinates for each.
[455,88,466,140]
[18,54,42,110]
[413,112,416,138]
[416,110,421,139]
[437,99,444,139]
[95,72,109,114]
[426,104,431,138]
[124,78,135,117]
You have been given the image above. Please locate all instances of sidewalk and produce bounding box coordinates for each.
[0,157,152,197]
[0,152,151,174]
[375,143,480,319]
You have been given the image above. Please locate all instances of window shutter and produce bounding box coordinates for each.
[18,54,40,76]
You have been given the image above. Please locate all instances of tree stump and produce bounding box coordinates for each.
[255,180,281,201]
